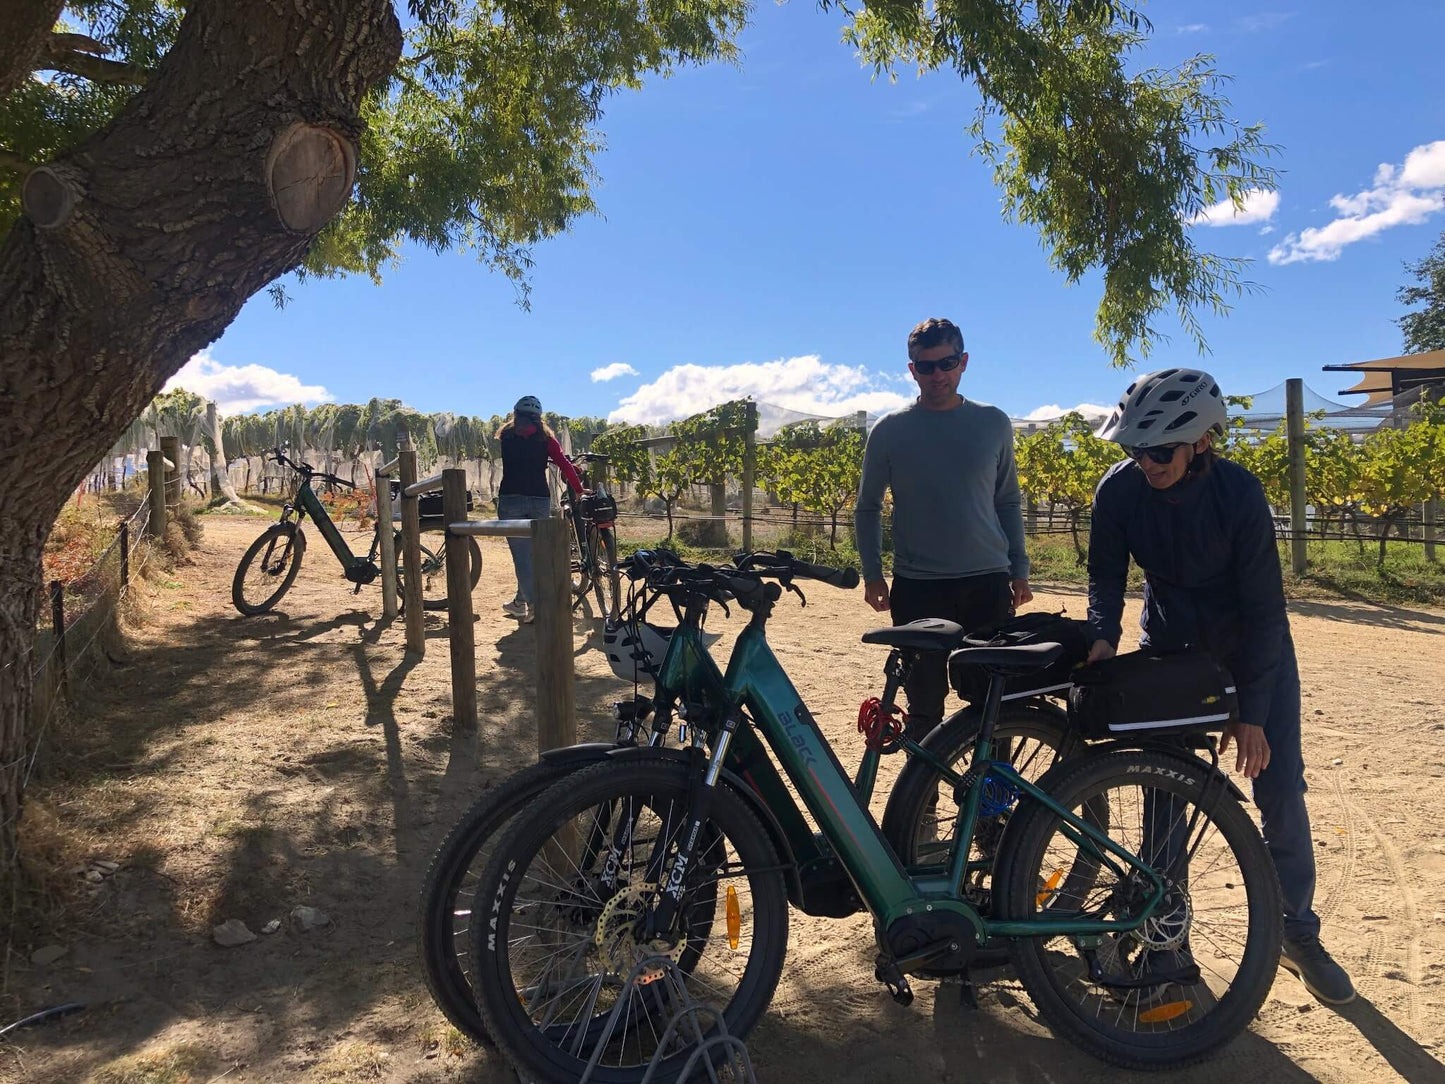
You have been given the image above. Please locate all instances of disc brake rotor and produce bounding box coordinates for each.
[594,882,686,984]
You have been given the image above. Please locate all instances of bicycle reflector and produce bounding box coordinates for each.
[726,886,740,950]
[1139,1001,1193,1024]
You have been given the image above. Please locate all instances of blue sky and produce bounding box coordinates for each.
[173,1,1445,425]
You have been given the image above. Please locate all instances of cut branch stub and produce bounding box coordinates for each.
[20,166,76,229]
[265,123,356,233]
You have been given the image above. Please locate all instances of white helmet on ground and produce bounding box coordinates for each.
[1095,368,1227,448]
[603,620,673,682]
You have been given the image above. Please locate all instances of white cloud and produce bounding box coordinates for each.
[163,350,332,414]
[591,362,640,383]
[1176,23,1209,33]
[608,355,911,426]
[1258,225,1276,236]
[1236,11,1295,32]
[1268,140,1445,265]
[1022,403,1112,422]
[1188,188,1280,227]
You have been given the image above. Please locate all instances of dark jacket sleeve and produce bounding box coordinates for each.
[1226,473,1289,728]
[1086,466,1130,647]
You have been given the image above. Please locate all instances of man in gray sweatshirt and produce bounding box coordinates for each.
[854,317,1032,738]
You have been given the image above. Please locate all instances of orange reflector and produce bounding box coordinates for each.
[726,886,740,950]
[1139,1001,1192,1023]
[1035,869,1063,908]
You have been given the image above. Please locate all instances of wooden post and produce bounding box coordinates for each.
[1425,497,1438,564]
[399,437,426,657]
[50,580,68,699]
[708,483,728,548]
[119,520,129,588]
[442,470,477,731]
[160,435,181,513]
[376,467,399,619]
[1285,378,1308,576]
[146,450,167,538]
[741,400,757,552]
[532,516,575,754]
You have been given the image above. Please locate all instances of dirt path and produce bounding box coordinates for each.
[6,516,1445,1083]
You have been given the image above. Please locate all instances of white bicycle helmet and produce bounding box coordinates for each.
[1095,368,1227,448]
[603,620,673,682]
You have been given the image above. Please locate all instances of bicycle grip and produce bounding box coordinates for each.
[789,559,859,589]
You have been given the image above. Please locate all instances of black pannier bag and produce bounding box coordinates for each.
[389,479,473,521]
[1067,649,1238,740]
[948,611,1091,705]
[579,491,618,525]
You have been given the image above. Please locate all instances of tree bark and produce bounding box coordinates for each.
[206,401,249,509]
[0,0,402,882]
[0,0,64,100]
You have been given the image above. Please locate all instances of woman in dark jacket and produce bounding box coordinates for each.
[1087,368,1353,1006]
[497,396,584,622]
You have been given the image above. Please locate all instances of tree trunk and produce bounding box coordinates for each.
[1069,509,1085,564]
[1377,519,1391,571]
[0,0,65,101]
[0,0,401,880]
[829,509,839,549]
[206,401,249,509]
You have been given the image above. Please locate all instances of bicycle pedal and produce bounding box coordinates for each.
[874,959,914,1007]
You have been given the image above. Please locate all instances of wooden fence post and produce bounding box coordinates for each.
[741,400,757,552]
[532,516,575,754]
[160,435,181,513]
[50,580,68,700]
[119,520,129,589]
[1285,378,1308,576]
[399,437,425,657]
[146,450,167,538]
[1425,497,1438,564]
[442,470,478,731]
[376,465,399,618]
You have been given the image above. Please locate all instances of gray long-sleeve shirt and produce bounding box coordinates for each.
[853,398,1029,584]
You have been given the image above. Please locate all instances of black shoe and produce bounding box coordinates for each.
[1281,934,1356,1005]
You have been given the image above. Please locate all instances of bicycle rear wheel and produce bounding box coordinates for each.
[880,701,1088,967]
[997,749,1281,1068]
[418,758,583,1043]
[589,526,620,623]
[398,532,481,610]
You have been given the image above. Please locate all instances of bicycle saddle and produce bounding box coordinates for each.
[860,618,966,651]
[947,641,1064,672]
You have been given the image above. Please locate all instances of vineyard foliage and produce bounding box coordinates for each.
[116,390,1444,564]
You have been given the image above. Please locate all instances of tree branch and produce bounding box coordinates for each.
[0,0,64,99]
[41,35,150,85]
[0,149,36,174]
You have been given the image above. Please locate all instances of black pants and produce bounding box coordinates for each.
[891,572,1012,741]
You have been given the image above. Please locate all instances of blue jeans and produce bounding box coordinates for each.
[497,494,553,605]
[1252,639,1320,941]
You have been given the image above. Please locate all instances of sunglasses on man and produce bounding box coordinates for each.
[911,353,963,376]
[1126,443,1185,465]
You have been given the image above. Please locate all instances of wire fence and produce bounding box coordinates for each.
[13,498,161,834]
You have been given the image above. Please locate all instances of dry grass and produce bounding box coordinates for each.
[309,1041,389,1082]
[86,1042,217,1084]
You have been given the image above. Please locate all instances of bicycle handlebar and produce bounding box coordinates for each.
[271,448,355,490]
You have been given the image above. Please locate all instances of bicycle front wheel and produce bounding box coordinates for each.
[231,524,305,615]
[997,749,1282,1068]
[471,759,789,1084]
[589,526,620,623]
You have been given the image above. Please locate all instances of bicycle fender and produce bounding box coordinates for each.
[539,741,626,767]
[1089,740,1249,805]
[606,745,805,905]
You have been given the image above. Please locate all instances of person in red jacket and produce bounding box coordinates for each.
[497,395,584,623]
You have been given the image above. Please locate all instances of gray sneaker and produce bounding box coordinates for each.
[1281,935,1355,1005]
[502,598,527,618]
